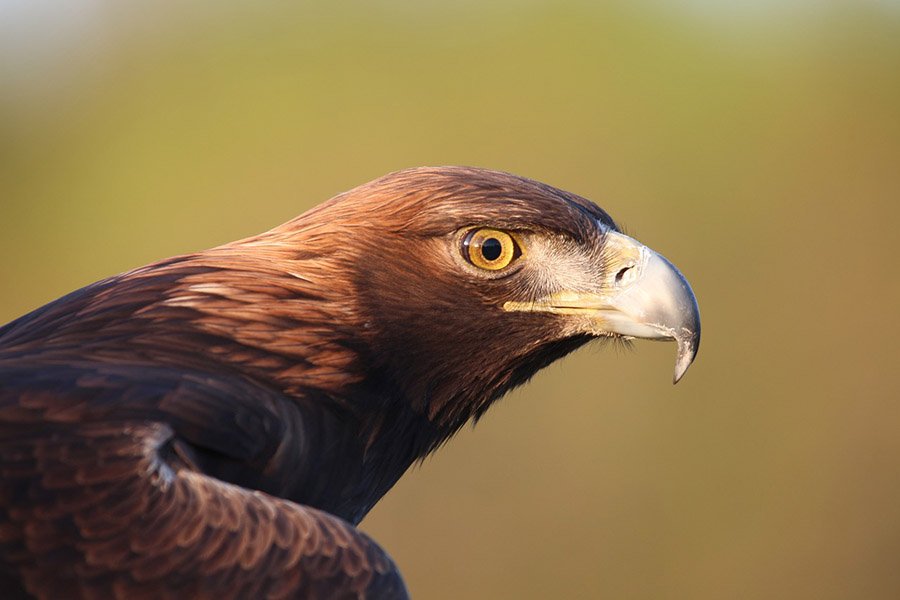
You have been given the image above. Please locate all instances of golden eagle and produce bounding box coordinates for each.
[0,167,699,599]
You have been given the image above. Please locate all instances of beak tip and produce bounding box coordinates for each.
[672,330,700,384]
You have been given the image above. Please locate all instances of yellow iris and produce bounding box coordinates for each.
[463,228,519,271]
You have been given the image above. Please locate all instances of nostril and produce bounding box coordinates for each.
[615,265,633,284]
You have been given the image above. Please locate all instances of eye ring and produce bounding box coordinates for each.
[462,228,521,271]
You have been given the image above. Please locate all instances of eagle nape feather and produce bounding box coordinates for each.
[0,166,699,599]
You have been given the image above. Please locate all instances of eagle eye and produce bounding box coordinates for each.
[462,228,520,271]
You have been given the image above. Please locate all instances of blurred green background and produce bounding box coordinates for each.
[2,1,899,598]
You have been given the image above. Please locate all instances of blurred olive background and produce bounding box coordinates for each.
[2,1,899,598]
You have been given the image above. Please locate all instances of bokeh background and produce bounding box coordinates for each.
[2,1,899,598]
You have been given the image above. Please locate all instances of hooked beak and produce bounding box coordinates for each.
[504,231,700,383]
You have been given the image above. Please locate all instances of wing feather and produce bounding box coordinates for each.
[0,358,408,599]
[0,416,406,599]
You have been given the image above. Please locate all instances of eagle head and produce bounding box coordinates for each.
[260,166,700,430]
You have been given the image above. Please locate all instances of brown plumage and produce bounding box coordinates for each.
[0,167,700,599]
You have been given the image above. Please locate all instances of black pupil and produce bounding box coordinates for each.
[481,238,503,261]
